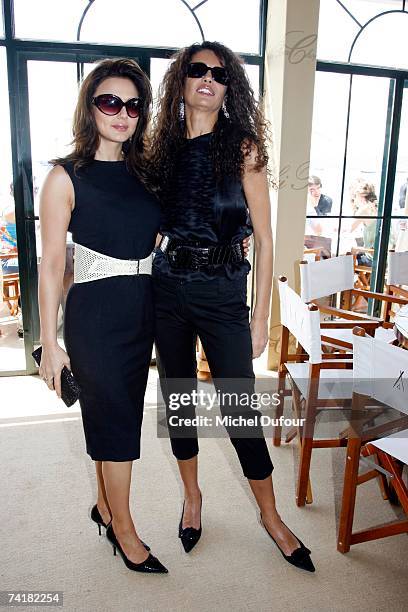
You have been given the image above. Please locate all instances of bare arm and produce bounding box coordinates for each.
[38,165,73,397]
[350,217,364,233]
[242,149,273,358]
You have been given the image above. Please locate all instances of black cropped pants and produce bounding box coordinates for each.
[153,272,273,480]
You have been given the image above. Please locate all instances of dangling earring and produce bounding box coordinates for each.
[179,97,185,122]
[222,97,230,119]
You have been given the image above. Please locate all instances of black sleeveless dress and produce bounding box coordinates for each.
[62,160,161,461]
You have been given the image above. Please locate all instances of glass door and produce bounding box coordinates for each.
[28,60,86,362]
[306,68,408,314]
[387,80,408,255]
[2,52,144,376]
[0,48,26,373]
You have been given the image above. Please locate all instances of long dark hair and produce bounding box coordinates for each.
[52,58,152,183]
[148,41,272,194]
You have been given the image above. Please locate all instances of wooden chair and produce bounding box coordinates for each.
[299,254,408,350]
[351,246,374,293]
[337,327,408,553]
[2,272,20,317]
[276,276,354,507]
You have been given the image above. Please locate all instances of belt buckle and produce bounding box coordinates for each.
[168,246,182,268]
[190,247,209,270]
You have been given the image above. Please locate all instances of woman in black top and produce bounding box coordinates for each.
[38,59,166,573]
[150,42,314,571]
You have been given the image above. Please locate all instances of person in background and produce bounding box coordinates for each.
[398,177,408,211]
[350,179,378,266]
[0,184,23,336]
[305,192,323,236]
[0,184,18,274]
[307,175,333,216]
[395,178,408,250]
[304,176,336,257]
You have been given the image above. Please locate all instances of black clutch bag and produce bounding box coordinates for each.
[32,346,81,407]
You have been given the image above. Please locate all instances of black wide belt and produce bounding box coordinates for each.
[159,237,244,270]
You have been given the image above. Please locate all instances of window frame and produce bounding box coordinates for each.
[0,0,268,375]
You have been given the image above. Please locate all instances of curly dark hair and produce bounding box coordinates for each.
[52,58,152,184]
[148,41,272,194]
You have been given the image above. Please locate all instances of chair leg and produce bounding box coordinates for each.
[296,373,319,507]
[296,438,313,507]
[291,387,313,504]
[297,436,314,507]
[377,451,408,515]
[296,405,315,507]
[273,371,286,446]
[361,444,390,500]
[337,436,362,553]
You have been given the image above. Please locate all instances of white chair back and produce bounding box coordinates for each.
[278,278,322,364]
[388,250,408,286]
[394,304,408,338]
[353,332,408,416]
[300,255,354,302]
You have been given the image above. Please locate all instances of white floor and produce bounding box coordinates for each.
[1,366,408,612]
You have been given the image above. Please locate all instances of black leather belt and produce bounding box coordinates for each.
[159,236,244,270]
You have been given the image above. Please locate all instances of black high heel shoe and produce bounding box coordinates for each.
[259,514,315,572]
[90,505,150,551]
[106,524,168,574]
[178,494,202,553]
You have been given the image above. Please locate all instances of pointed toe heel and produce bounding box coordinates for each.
[179,525,202,553]
[178,494,202,553]
[106,525,168,574]
[260,514,315,573]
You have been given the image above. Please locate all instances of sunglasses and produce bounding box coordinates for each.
[92,94,141,118]
[187,62,229,86]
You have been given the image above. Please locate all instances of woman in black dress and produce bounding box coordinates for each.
[38,59,167,573]
[150,42,314,571]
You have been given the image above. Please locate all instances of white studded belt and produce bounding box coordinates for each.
[73,243,153,283]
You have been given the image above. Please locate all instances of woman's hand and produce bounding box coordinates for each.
[250,316,269,359]
[39,344,71,399]
[242,235,251,257]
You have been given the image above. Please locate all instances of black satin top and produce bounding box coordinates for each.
[153,132,252,280]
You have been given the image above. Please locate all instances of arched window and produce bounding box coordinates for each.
[13,0,262,54]
[317,0,408,67]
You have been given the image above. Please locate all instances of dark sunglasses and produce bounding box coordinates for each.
[187,62,229,86]
[92,94,141,118]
